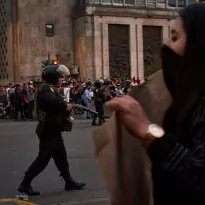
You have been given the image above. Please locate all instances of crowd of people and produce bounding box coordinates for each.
[0,76,141,120]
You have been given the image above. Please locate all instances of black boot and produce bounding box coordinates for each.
[92,121,97,126]
[92,118,97,126]
[17,176,40,196]
[21,116,26,121]
[63,175,86,190]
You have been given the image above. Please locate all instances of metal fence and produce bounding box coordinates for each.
[79,0,197,9]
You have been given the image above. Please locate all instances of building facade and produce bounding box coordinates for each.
[0,0,196,84]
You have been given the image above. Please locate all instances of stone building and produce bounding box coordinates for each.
[0,0,196,84]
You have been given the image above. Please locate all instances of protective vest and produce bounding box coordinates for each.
[34,83,72,132]
[93,88,103,103]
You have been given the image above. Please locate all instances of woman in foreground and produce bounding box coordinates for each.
[107,4,205,205]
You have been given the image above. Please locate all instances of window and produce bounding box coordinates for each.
[102,0,112,3]
[89,0,100,2]
[46,24,54,37]
[82,0,89,3]
[125,0,135,4]
[136,0,145,5]
[77,0,89,5]
[168,0,186,7]
[113,0,123,3]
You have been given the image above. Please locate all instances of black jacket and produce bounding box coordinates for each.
[148,97,205,205]
[14,90,23,104]
[36,84,69,133]
[37,85,66,114]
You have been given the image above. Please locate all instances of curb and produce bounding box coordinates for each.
[0,198,110,205]
[50,198,110,205]
[0,198,37,205]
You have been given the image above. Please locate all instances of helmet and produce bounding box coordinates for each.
[42,64,70,85]
[94,80,101,88]
[86,81,92,87]
[103,78,111,85]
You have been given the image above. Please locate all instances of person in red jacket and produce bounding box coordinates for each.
[136,77,140,85]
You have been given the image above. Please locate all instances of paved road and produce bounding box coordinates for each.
[0,119,109,205]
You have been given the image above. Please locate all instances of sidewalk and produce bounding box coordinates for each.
[0,198,110,205]
[51,198,110,205]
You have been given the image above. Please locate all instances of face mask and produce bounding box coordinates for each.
[161,45,183,97]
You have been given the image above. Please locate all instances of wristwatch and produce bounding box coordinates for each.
[142,124,164,148]
[145,124,165,140]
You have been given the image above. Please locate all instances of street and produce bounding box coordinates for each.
[0,119,109,205]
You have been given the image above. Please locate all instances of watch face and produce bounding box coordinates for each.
[149,124,164,138]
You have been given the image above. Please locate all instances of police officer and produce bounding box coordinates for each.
[102,78,112,101]
[123,80,131,95]
[17,64,85,196]
[92,80,105,126]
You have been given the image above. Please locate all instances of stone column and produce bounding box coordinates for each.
[85,17,95,80]
[7,24,14,83]
[136,24,144,82]
[93,21,102,79]
[130,24,137,78]
[73,16,95,80]
[102,23,109,79]
[162,26,169,43]
[93,21,110,80]
[73,17,86,79]
[93,21,109,79]
[12,0,20,83]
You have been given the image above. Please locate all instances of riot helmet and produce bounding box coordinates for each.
[42,64,70,86]
[103,78,111,85]
[94,80,101,88]
[86,81,92,87]
[99,79,104,84]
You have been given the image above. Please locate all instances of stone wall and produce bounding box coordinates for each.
[71,4,177,80]
[71,3,179,80]
[108,24,130,79]
[73,16,95,80]
[3,1,179,82]
[0,0,13,85]
[143,26,162,78]
[88,16,173,81]
[17,0,76,82]
[85,4,179,18]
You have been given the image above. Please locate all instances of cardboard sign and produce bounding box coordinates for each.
[93,70,172,205]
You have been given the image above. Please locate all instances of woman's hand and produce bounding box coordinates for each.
[106,95,151,140]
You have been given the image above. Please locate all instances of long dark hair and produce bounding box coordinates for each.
[163,4,205,135]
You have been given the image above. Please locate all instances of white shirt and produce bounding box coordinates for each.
[64,87,70,103]
[6,87,10,98]
[89,91,94,98]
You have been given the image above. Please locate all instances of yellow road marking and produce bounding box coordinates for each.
[0,198,37,205]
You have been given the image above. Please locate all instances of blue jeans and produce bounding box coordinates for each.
[82,100,89,118]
